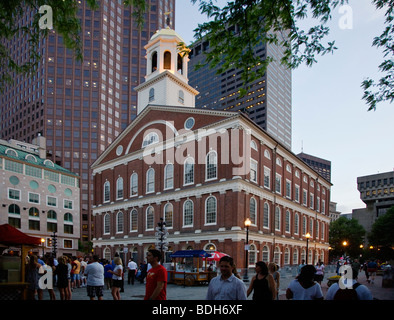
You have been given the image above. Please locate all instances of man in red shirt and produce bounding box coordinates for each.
[144,249,167,300]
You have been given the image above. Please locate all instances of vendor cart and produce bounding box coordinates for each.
[0,224,42,300]
[168,250,217,286]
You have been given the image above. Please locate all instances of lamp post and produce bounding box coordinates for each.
[305,232,311,264]
[243,218,251,282]
[342,240,348,261]
[40,238,45,257]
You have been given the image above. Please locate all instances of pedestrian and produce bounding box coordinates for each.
[367,259,378,284]
[363,260,370,283]
[144,249,168,300]
[72,256,81,289]
[268,262,280,299]
[44,255,57,300]
[139,261,148,283]
[55,256,69,300]
[206,255,247,300]
[286,265,323,300]
[127,258,138,285]
[298,259,306,275]
[104,260,113,290]
[247,261,276,300]
[325,266,372,300]
[65,256,72,299]
[314,261,325,285]
[80,257,88,287]
[109,256,123,300]
[84,254,105,300]
[25,254,41,300]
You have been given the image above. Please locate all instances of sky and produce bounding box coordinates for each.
[175,0,394,214]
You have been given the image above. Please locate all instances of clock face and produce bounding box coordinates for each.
[185,117,195,130]
[116,145,123,156]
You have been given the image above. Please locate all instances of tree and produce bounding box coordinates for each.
[1,0,393,110]
[0,0,146,89]
[329,216,365,258]
[368,206,394,248]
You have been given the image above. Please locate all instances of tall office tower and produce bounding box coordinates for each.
[0,0,175,246]
[188,28,292,149]
[297,152,331,182]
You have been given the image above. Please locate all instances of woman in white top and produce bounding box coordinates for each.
[109,257,123,300]
[286,265,323,300]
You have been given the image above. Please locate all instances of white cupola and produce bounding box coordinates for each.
[134,27,199,114]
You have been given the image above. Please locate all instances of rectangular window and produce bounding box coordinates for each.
[64,199,73,209]
[8,188,21,201]
[264,167,270,189]
[29,192,40,204]
[250,159,258,183]
[47,196,57,207]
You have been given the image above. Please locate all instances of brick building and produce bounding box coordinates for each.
[91,28,331,268]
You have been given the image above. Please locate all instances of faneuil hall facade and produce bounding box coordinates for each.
[91,27,331,269]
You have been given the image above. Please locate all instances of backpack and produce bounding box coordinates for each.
[333,283,361,300]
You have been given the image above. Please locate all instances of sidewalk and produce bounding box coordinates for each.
[41,271,394,300]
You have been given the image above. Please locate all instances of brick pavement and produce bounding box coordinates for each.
[40,268,394,300]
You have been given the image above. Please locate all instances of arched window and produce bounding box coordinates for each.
[29,207,39,217]
[294,213,299,235]
[130,209,138,231]
[284,248,290,265]
[47,210,57,220]
[263,203,269,228]
[250,198,257,225]
[116,177,124,199]
[274,247,281,265]
[64,212,73,223]
[302,216,307,235]
[262,246,269,263]
[151,51,158,72]
[177,53,183,74]
[178,90,184,104]
[104,181,110,202]
[164,164,174,189]
[184,157,194,185]
[164,51,171,69]
[205,196,217,225]
[293,248,299,265]
[285,210,291,233]
[275,207,281,231]
[146,206,154,230]
[149,88,155,102]
[164,203,173,228]
[249,244,257,266]
[104,213,110,234]
[8,204,20,215]
[5,149,18,157]
[206,151,217,180]
[146,168,155,193]
[130,173,138,196]
[183,200,193,227]
[117,211,124,233]
[142,132,159,147]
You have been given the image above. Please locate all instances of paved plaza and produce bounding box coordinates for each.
[41,265,394,301]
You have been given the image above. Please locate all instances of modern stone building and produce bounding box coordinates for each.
[352,171,394,235]
[0,136,80,256]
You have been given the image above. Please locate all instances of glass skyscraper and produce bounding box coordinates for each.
[188,28,292,149]
[0,0,175,245]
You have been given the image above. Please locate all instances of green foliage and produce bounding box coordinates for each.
[368,206,394,247]
[329,216,365,258]
[361,0,394,111]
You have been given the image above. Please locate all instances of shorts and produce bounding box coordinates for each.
[112,279,123,288]
[87,285,103,298]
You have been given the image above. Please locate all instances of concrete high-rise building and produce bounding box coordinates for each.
[188,27,292,149]
[0,0,175,246]
[297,152,332,183]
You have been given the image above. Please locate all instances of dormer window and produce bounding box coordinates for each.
[149,88,155,102]
[142,132,159,147]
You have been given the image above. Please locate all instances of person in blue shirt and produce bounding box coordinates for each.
[206,256,247,300]
[103,260,113,290]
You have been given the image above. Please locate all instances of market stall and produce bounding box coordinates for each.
[168,250,217,286]
[0,224,42,299]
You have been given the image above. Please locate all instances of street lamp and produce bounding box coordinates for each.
[305,233,311,264]
[342,240,348,260]
[40,238,45,257]
[243,218,251,283]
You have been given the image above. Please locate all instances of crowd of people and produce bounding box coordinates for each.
[24,251,376,301]
[24,251,156,300]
